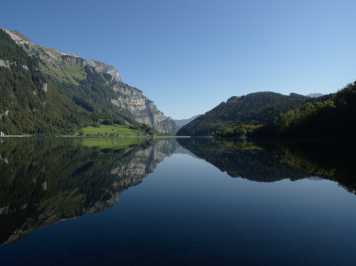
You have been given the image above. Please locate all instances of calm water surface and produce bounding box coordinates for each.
[0,138,356,266]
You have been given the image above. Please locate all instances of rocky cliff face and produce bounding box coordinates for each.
[111,82,176,134]
[1,29,176,134]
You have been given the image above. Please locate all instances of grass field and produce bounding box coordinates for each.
[78,125,142,137]
[81,137,143,150]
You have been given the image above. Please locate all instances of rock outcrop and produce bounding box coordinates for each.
[111,82,176,134]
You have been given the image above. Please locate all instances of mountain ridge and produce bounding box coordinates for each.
[0,28,176,135]
[177,91,309,136]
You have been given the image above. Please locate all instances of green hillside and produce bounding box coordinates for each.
[255,82,356,139]
[177,92,309,136]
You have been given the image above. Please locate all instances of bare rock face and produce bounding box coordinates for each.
[111,82,176,134]
[86,59,121,82]
[3,29,176,134]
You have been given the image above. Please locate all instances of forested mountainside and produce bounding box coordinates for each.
[177,92,309,136]
[178,81,356,140]
[255,83,356,139]
[0,29,175,135]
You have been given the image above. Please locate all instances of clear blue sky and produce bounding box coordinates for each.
[1,0,356,119]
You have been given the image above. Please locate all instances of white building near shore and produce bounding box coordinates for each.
[0,131,5,137]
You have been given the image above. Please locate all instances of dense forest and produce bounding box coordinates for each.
[255,83,356,139]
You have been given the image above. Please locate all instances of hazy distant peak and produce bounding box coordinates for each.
[289,92,306,97]
[174,115,201,130]
[306,93,323,98]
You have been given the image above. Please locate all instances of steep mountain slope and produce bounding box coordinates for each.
[177,92,308,136]
[0,29,175,135]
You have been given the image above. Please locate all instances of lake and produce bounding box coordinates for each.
[0,138,356,266]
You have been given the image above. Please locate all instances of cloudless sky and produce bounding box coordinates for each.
[1,0,356,119]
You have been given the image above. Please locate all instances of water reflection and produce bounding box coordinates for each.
[178,138,356,192]
[0,137,356,247]
[0,139,176,244]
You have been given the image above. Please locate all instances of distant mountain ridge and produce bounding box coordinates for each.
[177,92,309,136]
[307,93,323,98]
[0,28,176,134]
[174,115,200,131]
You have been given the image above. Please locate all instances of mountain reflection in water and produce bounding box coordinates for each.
[0,137,355,254]
[0,139,177,244]
[178,138,356,188]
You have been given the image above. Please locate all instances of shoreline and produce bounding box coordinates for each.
[0,135,190,139]
[0,135,33,138]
